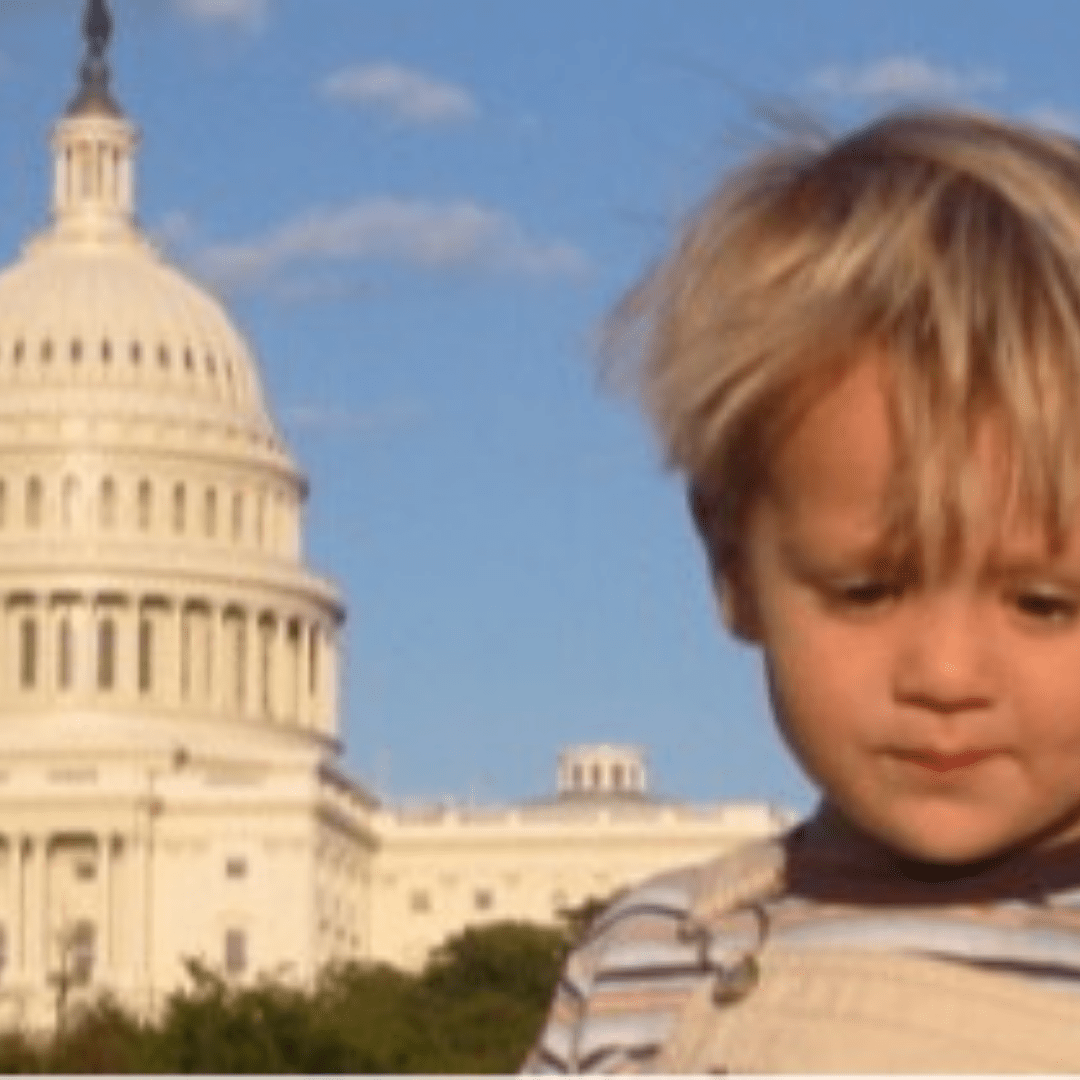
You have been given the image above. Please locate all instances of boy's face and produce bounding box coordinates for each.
[722,357,1080,866]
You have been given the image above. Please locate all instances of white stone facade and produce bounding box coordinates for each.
[0,9,796,1028]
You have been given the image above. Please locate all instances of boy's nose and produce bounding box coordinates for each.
[892,599,994,712]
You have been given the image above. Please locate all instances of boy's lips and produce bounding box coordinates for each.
[893,748,1002,772]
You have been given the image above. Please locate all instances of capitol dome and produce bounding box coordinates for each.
[0,12,343,751]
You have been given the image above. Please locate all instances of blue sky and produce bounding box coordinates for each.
[0,0,1075,814]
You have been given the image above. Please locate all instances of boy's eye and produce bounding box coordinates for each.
[829,580,899,608]
[1013,590,1078,624]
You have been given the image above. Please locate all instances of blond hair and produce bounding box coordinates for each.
[614,110,1080,576]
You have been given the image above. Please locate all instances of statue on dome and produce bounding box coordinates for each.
[83,0,113,62]
[69,0,119,116]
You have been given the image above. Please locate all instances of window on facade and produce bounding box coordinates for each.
[612,764,625,791]
[25,477,42,529]
[57,617,75,691]
[69,920,95,984]
[474,889,494,912]
[101,339,112,363]
[225,856,247,879]
[231,492,243,542]
[172,483,186,534]
[158,345,170,370]
[99,477,116,530]
[231,616,246,710]
[137,480,152,531]
[130,341,142,366]
[74,859,96,881]
[0,480,7,530]
[61,475,80,530]
[70,339,82,364]
[0,923,7,977]
[409,890,431,914]
[255,491,267,547]
[97,617,116,691]
[204,488,217,538]
[224,928,246,976]
[19,617,37,690]
[41,339,52,363]
[138,617,153,694]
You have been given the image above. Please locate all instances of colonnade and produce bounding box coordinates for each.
[0,831,135,993]
[0,590,338,735]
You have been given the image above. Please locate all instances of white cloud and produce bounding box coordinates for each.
[1027,105,1080,136]
[811,57,1003,100]
[198,197,588,292]
[320,63,476,125]
[174,0,267,29]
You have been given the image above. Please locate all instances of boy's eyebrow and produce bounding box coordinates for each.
[780,534,908,575]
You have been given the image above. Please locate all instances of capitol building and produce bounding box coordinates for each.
[0,2,794,1029]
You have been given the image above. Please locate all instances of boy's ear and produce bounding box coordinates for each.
[689,486,761,643]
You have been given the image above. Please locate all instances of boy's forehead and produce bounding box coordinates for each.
[764,355,1074,564]
[767,358,894,512]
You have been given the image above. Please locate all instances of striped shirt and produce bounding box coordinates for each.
[523,815,1080,1073]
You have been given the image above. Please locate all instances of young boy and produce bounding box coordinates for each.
[524,110,1080,1073]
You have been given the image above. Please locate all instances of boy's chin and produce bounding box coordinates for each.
[822,802,1034,873]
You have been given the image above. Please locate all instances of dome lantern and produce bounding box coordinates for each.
[52,0,137,243]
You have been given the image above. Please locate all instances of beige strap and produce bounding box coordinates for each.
[656,946,1080,1073]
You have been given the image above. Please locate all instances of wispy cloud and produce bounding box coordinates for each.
[281,402,427,438]
[811,56,1003,101]
[320,63,476,125]
[174,0,267,30]
[1027,105,1080,136]
[197,197,589,293]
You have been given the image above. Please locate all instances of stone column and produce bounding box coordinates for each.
[98,833,113,976]
[296,621,311,729]
[24,835,46,984]
[244,610,260,720]
[11,836,26,977]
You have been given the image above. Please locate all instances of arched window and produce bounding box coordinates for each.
[172,483,186,534]
[57,616,75,690]
[137,480,152,531]
[612,764,625,791]
[25,477,42,529]
[97,617,116,691]
[99,478,116,530]
[138,617,153,694]
[69,920,95,984]
[223,928,246,976]
[19,617,37,689]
